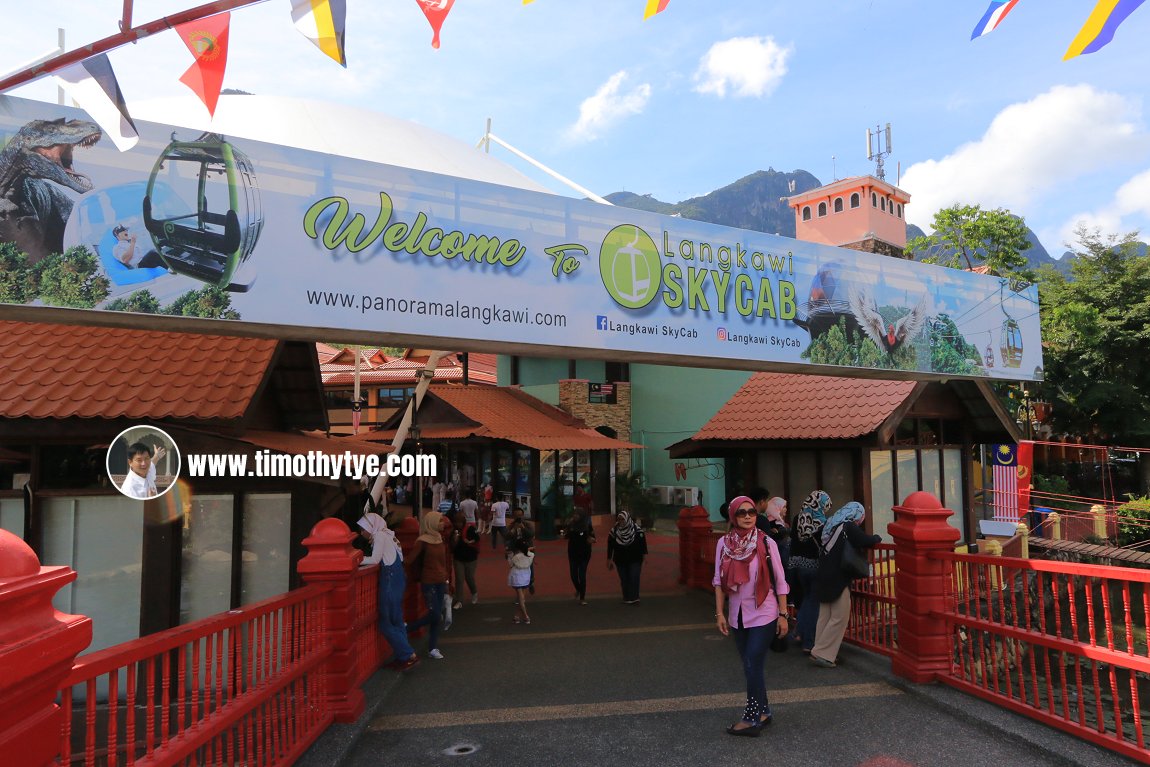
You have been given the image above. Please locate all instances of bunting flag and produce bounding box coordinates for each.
[54,53,138,151]
[415,0,456,49]
[644,0,670,19]
[291,0,347,67]
[1064,0,1146,60]
[175,12,231,116]
[970,0,1020,39]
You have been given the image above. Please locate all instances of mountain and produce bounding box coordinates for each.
[606,169,821,239]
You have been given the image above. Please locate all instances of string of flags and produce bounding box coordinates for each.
[971,0,1146,59]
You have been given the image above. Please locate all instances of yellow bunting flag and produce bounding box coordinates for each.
[644,0,670,19]
[291,0,348,67]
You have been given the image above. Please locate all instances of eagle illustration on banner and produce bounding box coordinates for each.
[415,0,456,49]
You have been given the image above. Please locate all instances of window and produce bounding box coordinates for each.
[817,202,827,217]
[802,206,811,221]
[324,389,356,409]
[850,193,860,208]
[872,192,878,207]
[834,197,843,213]
[377,387,414,407]
[881,197,886,212]
[896,203,903,218]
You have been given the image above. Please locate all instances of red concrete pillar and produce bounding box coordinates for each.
[887,491,960,684]
[394,516,421,624]
[686,507,716,590]
[0,529,92,767]
[297,518,365,723]
[676,507,695,585]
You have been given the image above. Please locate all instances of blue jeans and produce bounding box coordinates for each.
[407,582,446,651]
[377,559,415,662]
[615,560,642,601]
[731,618,776,724]
[797,567,818,651]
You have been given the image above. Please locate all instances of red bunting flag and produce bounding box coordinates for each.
[175,12,231,116]
[415,0,456,49]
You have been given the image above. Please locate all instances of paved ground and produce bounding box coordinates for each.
[300,530,1138,767]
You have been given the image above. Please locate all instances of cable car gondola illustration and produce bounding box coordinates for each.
[143,132,263,291]
[1000,316,1023,368]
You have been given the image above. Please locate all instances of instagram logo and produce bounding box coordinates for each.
[717,327,728,341]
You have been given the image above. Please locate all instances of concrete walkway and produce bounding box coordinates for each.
[301,583,1137,767]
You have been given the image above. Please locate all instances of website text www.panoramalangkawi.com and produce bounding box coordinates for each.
[305,290,569,328]
[186,451,438,481]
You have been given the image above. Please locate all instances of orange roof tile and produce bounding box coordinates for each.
[321,351,497,386]
[692,372,916,441]
[0,321,276,421]
[378,387,642,451]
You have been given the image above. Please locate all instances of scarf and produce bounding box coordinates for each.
[796,490,830,543]
[611,511,640,546]
[765,497,788,526]
[358,512,400,565]
[821,501,866,547]
[718,496,771,607]
[417,511,444,545]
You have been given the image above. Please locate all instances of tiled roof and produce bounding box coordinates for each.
[237,430,393,456]
[377,387,642,451]
[692,372,917,441]
[321,352,497,386]
[0,321,277,421]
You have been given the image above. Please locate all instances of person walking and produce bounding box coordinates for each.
[809,501,881,669]
[507,538,534,624]
[606,510,647,604]
[563,507,596,604]
[789,490,830,654]
[406,510,451,660]
[450,510,480,609]
[713,495,790,737]
[358,512,418,671]
[489,496,509,549]
[504,507,537,593]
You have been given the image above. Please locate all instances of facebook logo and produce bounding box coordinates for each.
[596,315,608,330]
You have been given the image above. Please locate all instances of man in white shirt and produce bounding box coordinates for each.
[112,224,164,269]
[459,493,479,526]
[119,441,165,499]
[489,497,509,549]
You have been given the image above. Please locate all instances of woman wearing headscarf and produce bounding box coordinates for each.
[405,510,451,660]
[563,507,596,604]
[713,495,790,737]
[789,490,830,654]
[809,501,881,668]
[606,509,647,604]
[359,513,419,670]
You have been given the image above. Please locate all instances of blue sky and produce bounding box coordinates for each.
[5,1,1150,256]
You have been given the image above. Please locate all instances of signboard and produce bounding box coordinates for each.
[0,96,1042,381]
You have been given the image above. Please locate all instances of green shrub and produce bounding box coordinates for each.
[34,246,109,308]
[1116,495,1150,547]
[0,242,35,303]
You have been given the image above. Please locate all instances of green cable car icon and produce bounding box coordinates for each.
[143,132,263,291]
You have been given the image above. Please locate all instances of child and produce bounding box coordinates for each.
[508,538,534,624]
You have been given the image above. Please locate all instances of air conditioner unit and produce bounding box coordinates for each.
[673,486,701,507]
[646,485,673,504]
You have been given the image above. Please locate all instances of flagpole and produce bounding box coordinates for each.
[0,0,270,93]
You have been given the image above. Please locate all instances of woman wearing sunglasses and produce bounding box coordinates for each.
[713,495,790,737]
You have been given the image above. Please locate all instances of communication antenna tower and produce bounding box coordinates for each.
[866,122,893,181]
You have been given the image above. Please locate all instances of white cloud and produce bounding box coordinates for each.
[900,85,1150,231]
[693,36,791,99]
[565,71,651,143]
[1053,167,1150,248]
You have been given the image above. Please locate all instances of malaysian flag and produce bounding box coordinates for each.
[990,444,1019,521]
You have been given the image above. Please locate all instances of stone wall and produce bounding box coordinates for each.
[557,379,633,476]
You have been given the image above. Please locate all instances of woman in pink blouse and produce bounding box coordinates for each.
[713,494,790,737]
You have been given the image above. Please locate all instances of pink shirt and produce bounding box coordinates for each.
[712,535,789,628]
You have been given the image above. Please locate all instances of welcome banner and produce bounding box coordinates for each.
[0,96,1042,382]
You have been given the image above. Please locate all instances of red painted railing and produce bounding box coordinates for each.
[57,585,331,767]
[933,550,1150,764]
[845,543,898,657]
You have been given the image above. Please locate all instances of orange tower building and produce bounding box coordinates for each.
[788,175,911,258]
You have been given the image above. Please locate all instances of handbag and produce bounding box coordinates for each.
[442,591,453,631]
[840,540,869,580]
